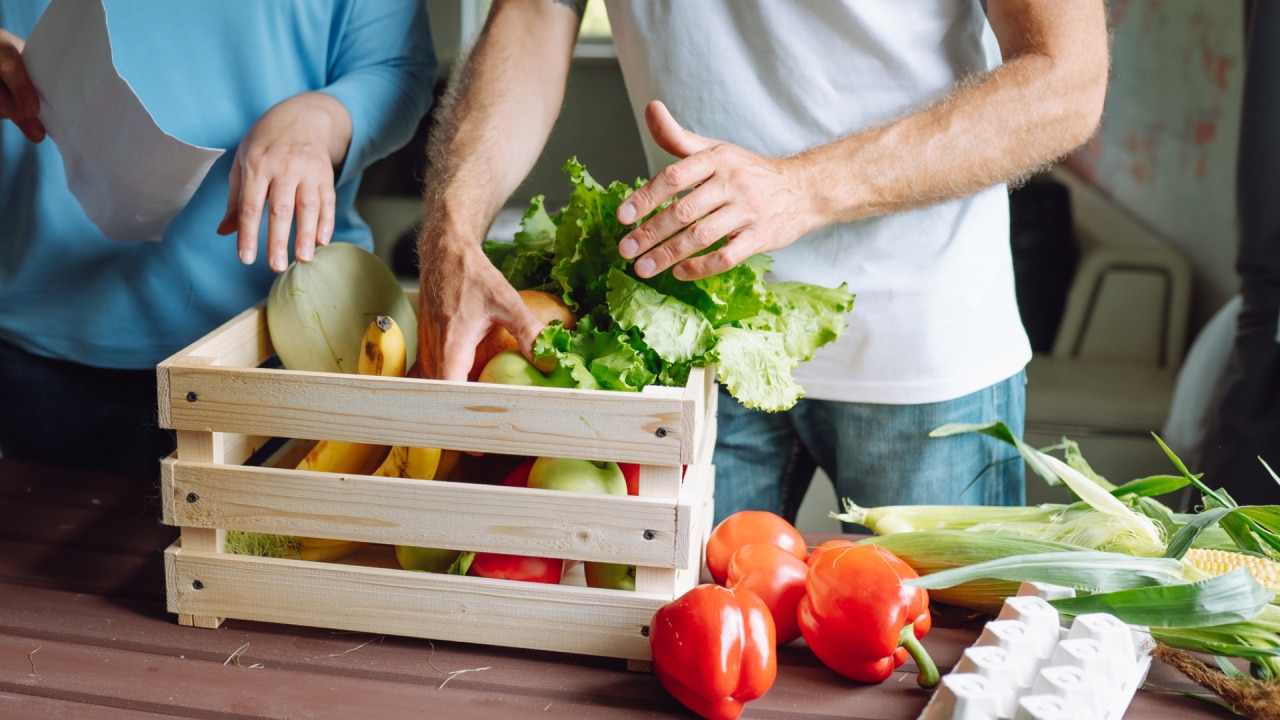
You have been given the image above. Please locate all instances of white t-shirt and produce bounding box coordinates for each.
[606,0,1032,405]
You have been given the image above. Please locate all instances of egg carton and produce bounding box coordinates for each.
[918,582,1155,720]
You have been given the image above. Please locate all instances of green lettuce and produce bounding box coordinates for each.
[484,157,855,412]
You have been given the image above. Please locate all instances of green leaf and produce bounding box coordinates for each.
[743,281,854,363]
[903,550,1187,593]
[1035,451,1164,546]
[1163,507,1233,559]
[448,552,475,576]
[712,325,801,412]
[1112,474,1191,499]
[1050,568,1273,628]
[930,421,1060,485]
[1153,624,1280,661]
[607,269,715,364]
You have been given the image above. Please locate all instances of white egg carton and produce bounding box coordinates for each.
[919,582,1155,720]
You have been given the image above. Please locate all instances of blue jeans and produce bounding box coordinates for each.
[710,371,1027,529]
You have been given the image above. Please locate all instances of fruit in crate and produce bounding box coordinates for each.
[526,456,633,589]
[466,551,565,584]
[267,242,417,373]
[395,545,463,573]
[476,349,576,387]
[527,456,627,495]
[468,289,578,381]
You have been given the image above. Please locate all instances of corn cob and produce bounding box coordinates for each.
[1183,548,1280,592]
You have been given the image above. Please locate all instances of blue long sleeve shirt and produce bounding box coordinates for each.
[0,1,436,369]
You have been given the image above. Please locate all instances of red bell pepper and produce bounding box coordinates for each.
[725,542,809,645]
[705,510,808,586]
[797,543,938,688]
[650,584,777,720]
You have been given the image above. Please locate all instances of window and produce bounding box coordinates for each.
[459,0,615,58]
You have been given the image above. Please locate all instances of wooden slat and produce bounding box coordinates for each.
[162,365,699,465]
[155,303,272,430]
[173,429,224,630]
[162,461,692,567]
[166,541,667,661]
[0,693,164,720]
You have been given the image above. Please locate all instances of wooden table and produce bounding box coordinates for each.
[0,458,1237,719]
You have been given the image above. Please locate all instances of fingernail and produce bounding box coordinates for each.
[618,202,636,224]
[619,237,637,258]
[636,258,656,277]
[239,249,255,265]
[298,246,313,262]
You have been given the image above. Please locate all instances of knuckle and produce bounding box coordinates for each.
[671,199,699,225]
[237,201,263,221]
[295,196,322,214]
[658,164,686,189]
[269,202,294,219]
[689,221,718,247]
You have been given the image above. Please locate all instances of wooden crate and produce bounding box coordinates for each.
[156,300,716,663]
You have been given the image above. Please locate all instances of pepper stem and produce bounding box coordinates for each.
[898,623,939,689]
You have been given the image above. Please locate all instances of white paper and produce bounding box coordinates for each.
[22,0,225,242]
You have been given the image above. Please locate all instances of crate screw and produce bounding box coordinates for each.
[655,427,668,438]
[186,492,199,503]
[192,580,204,590]
[640,625,650,637]
[643,529,656,540]
[186,391,198,402]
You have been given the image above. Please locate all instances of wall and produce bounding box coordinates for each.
[1063,0,1246,336]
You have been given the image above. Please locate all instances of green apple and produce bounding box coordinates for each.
[527,456,635,590]
[395,544,463,573]
[527,456,627,495]
[584,560,636,591]
[476,350,576,387]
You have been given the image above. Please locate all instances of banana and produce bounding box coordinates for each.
[372,444,457,480]
[296,439,389,475]
[294,316,409,560]
[358,314,407,378]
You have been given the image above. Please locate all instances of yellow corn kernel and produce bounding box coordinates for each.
[1183,548,1280,591]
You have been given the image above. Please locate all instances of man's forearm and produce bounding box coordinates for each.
[797,0,1109,228]
[420,0,582,245]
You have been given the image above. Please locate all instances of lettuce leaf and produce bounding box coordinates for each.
[484,156,855,412]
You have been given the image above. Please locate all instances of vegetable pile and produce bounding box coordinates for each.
[648,510,939,720]
[483,157,855,412]
[838,423,1280,718]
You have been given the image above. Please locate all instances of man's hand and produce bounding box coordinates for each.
[616,101,819,281]
[218,92,353,272]
[0,29,45,143]
[416,234,544,382]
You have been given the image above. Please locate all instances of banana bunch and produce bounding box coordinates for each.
[294,315,406,561]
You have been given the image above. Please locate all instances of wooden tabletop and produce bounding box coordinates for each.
[0,458,1237,719]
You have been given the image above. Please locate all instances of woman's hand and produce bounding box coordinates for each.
[218,92,352,272]
[0,29,45,143]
